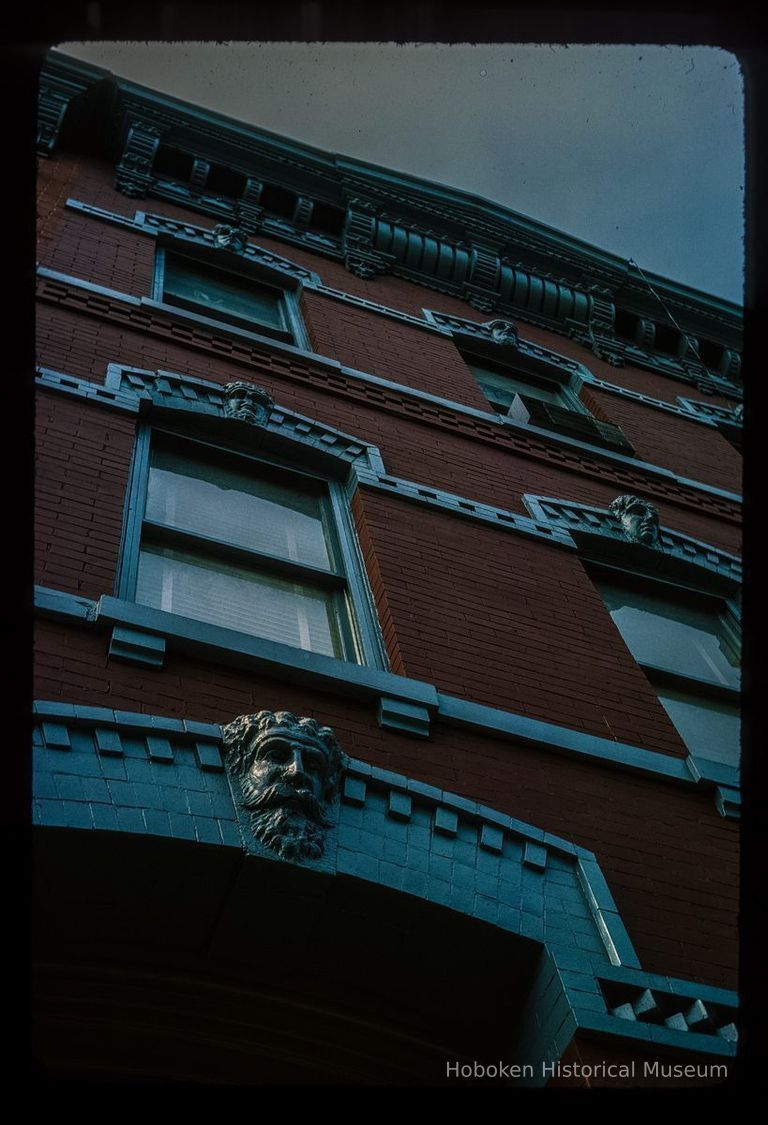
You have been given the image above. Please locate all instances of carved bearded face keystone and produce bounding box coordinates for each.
[212,223,246,252]
[484,319,518,345]
[609,494,660,546]
[222,711,343,861]
[222,382,274,426]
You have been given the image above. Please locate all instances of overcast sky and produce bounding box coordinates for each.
[58,41,744,305]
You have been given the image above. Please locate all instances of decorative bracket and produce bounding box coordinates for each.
[343,201,394,279]
[114,121,164,198]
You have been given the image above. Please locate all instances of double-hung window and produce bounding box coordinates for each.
[466,354,585,416]
[156,249,301,345]
[592,569,741,766]
[128,432,370,663]
[463,350,634,455]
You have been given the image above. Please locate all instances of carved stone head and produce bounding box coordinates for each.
[212,223,247,252]
[222,382,274,426]
[609,494,660,546]
[484,319,518,345]
[222,710,344,861]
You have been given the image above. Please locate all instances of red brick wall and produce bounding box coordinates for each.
[35,303,740,557]
[41,214,154,299]
[358,489,692,757]
[587,386,742,493]
[35,391,135,598]
[303,290,490,409]
[351,489,407,676]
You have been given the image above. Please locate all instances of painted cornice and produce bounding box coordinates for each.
[40,51,743,361]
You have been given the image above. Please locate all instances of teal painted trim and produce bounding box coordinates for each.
[32,698,221,740]
[315,284,450,336]
[425,307,741,401]
[715,785,741,819]
[576,858,641,969]
[152,242,311,351]
[36,365,570,552]
[41,722,71,750]
[678,396,743,421]
[585,960,738,1007]
[152,239,165,301]
[378,697,431,738]
[523,494,742,583]
[111,418,386,671]
[66,199,324,286]
[694,757,741,787]
[637,659,739,705]
[573,1012,736,1058]
[66,197,441,337]
[302,747,637,962]
[36,367,140,415]
[327,479,389,670]
[96,595,439,711]
[692,756,737,783]
[141,296,311,353]
[37,267,743,506]
[38,266,142,306]
[355,467,577,550]
[38,360,737,566]
[34,586,97,622]
[115,422,151,600]
[65,198,140,232]
[105,363,386,475]
[108,625,166,668]
[437,693,692,784]
[34,585,739,799]
[585,376,727,425]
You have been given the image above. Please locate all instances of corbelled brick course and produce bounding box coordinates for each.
[36,302,740,551]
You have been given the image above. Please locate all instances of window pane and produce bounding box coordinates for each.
[146,448,333,570]
[136,545,343,658]
[470,364,567,408]
[657,687,740,766]
[164,255,284,329]
[596,581,740,688]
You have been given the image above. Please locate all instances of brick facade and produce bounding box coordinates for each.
[33,60,742,1085]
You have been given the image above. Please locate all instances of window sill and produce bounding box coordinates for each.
[139,297,308,352]
[638,660,740,704]
[34,585,740,804]
[97,594,434,707]
[163,295,293,343]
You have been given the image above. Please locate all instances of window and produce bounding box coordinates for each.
[156,249,299,344]
[593,570,740,766]
[464,351,635,455]
[466,354,584,416]
[125,431,373,664]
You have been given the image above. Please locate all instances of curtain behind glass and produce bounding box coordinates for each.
[146,448,333,570]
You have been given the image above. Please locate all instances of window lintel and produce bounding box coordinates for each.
[155,232,304,294]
